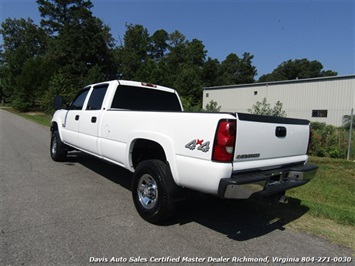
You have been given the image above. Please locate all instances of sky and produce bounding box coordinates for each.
[0,0,354,78]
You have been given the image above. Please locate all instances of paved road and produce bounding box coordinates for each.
[0,109,353,265]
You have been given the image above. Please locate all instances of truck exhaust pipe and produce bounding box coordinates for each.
[279,195,288,204]
[266,193,288,204]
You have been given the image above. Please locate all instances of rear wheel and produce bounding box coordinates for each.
[132,160,175,224]
[50,131,67,161]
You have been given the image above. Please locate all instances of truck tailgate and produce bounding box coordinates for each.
[234,113,310,164]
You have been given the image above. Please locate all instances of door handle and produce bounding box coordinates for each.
[75,115,80,121]
[91,116,97,123]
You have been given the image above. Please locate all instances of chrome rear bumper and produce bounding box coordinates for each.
[218,164,318,199]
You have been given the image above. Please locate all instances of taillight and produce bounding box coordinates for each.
[212,120,236,162]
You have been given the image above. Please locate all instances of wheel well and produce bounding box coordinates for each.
[131,139,166,169]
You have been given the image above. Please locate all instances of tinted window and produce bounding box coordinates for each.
[86,84,108,110]
[70,88,90,110]
[111,85,182,111]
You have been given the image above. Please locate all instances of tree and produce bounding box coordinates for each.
[216,52,257,85]
[0,18,47,57]
[237,52,258,84]
[35,0,116,99]
[172,64,202,105]
[150,29,169,61]
[0,18,48,109]
[39,70,76,113]
[0,0,117,111]
[169,37,206,104]
[38,0,115,75]
[118,23,150,80]
[165,30,188,70]
[248,97,286,117]
[259,58,337,82]
[116,25,206,108]
[13,56,54,111]
[186,39,206,66]
[201,57,220,87]
[37,0,94,36]
[1,4,263,113]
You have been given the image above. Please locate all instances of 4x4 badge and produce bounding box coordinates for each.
[185,139,210,152]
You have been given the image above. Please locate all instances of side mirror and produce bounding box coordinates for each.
[53,95,66,110]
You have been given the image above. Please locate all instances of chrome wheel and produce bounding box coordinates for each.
[137,174,158,210]
[51,136,57,156]
[132,160,176,223]
[50,131,67,162]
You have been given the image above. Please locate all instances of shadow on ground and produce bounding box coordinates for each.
[66,152,309,241]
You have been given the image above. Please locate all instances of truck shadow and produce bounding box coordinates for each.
[67,152,309,242]
[173,195,309,241]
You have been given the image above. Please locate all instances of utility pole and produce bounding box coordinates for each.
[347,108,354,160]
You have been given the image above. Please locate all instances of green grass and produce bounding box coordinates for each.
[287,157,355,226]
[3,108,52,127]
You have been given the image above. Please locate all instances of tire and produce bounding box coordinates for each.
[132,160,175,224]
[50,130,68,162]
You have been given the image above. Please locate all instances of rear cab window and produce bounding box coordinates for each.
[86,84,109,110]
[111,85,182,111]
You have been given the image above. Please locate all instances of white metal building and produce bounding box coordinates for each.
[202,75,355,127]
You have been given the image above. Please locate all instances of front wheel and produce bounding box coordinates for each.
[132,160,175,224]
[50,130,67,161]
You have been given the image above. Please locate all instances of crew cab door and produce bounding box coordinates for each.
[76,84,108,155]
[61,88,90,146]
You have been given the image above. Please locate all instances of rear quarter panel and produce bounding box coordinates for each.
[99,111,236,193]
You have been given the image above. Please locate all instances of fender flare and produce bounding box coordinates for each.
[126,130,180,186]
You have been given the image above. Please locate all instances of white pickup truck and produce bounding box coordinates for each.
[50,80,318,223]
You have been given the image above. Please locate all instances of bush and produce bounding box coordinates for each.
[204,100,221,112]
[309,122,352,159]
[248,97,287,117]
